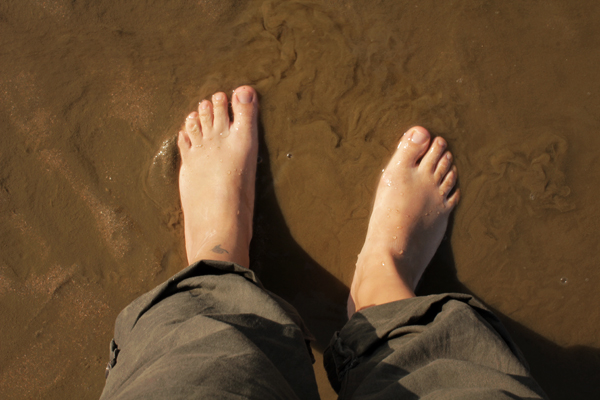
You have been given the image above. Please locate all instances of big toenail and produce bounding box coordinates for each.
[410,129,428,144]
[236,90,253,104]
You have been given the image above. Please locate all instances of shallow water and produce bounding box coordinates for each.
[1,0,599,399]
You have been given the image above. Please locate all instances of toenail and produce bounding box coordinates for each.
[200,101,209,109]
[214,93,225,101]
[409,128,428,144]
[236,90,253,104]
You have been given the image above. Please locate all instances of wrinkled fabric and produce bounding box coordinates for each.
[101,260,547,400]
[100,260,318,400]
[324,294,548,400]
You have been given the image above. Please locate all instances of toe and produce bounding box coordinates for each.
[439,165,457,197]
[211,92,229,135]
[185,112,201,143]
[231,86,258,134]
[198,100,213,131]
[434,151,453,183]
[420,137,447,173]
[394,126,431,167]
[446,188,460,208]
[178,130,191,154]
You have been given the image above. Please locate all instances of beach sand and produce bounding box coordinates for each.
[0,1,599,399]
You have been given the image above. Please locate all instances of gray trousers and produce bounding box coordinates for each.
[100,260,548,399]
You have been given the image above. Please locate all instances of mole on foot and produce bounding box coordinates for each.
[348,126,460,316]
[177,86,258,268]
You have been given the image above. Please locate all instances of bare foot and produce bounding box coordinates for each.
[177,86,258,268]
[348,126,460,317]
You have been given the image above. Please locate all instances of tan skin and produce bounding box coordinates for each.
[177,87,459,317]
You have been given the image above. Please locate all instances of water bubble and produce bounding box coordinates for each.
[392,236,396,239]
[529,193,535,201]
[560,277,568,285]
[399,250,404,255]
[286,153,292,158]
[227,171,231,174]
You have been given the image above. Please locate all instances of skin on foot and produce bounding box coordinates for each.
[177,86,259,268]
[348,126,460,317]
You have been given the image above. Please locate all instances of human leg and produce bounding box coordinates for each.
[326,128,547,399]
[100,87,319,400]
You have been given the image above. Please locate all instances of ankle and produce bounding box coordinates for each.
[350,252,416,313]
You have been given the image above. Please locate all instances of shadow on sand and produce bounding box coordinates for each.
[250,122,600,400]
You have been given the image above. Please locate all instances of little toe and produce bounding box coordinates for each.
[211,92,229,135]
[178,129,191,153]
[446,188,461,208]
[420,137,447,173]
[439,165,458,197]
[394,126,431,167]
[434,151,453,183]
[231,86,258,135]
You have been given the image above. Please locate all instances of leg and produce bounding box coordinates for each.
[327,127,548,399]
[178,87,258,268]
[348,126,459,314]
[100,87,320,400]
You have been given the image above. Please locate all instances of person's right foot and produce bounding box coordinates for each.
[348,126,460,317]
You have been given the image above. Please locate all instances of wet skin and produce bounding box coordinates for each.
[178,86,258,268]
[177,91,458,317]
[348,126,459,316]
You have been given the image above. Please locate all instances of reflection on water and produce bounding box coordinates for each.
[1,0,599,399]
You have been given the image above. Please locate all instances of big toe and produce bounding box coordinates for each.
[393,126,431,167]
[231,86,258,133]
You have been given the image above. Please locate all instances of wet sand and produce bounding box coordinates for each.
[1,0,599,399]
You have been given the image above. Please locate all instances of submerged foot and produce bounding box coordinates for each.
[348,126,460,317]
[178,86,258,268]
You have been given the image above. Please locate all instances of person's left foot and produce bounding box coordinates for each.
[348,127,459,316]
[177,86,259,268]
